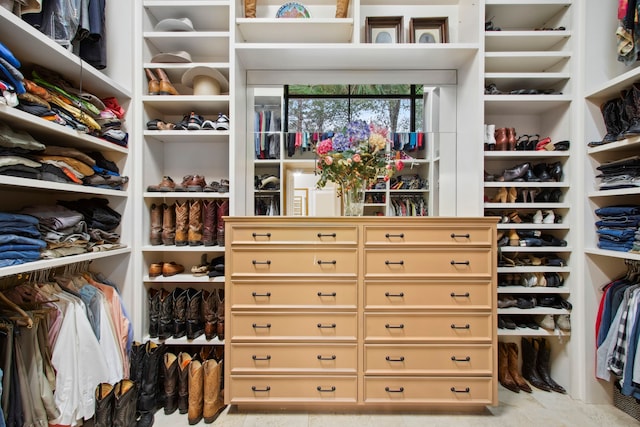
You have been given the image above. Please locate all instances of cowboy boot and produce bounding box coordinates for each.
[202,289,218,340]
[145,69,160,95]
[202,200,217,246]
[244,0,257,18]
[178,352,192,414]
[147,288,160,338]
[203,359,225,423]
[506,342,532,393]
[175,201,189,246]
[216,200,229,247]
[623,83,640,137]
[150,203,163,245]
[94,383,114,427]
[155,68,179,95]
[173,288,188,339]
[494,127,508,151]
[158,289,174,340]
[113,379,138,427]
[129,341,145,386]
[188,199,204,246]
[162,203,176,245]
[138,341,165,414]
[163,352,179,414]
[188,359,204,425]
[535,338,566,393]
[335,0,349,18]
[520,337,551,391]
[186,288,205,339]
[498,342,519,393]
[215,288,225,341]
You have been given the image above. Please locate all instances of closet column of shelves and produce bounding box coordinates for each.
[140,1,232,345]
[483,0,575,391]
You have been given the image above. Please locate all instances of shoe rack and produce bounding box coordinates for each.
[139,0,232,345]
[483,0,575,393]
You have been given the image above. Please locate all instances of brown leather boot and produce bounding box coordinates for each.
[506,342,532,393]
[175,201,189,246]
[162,203,176,245]
[507,127,517,150]
[202,290,218,340]
[145,69,160,95]
[188,359,204,425]
[150,203,163,245]
[163,352,179,414]
[215,289,225,341]
[244,0,256,17]
[335,0,349,18]
[155,68,179,95]
[177,352,192,414]
[203,359,225,423]
[186,288,205,339]
[498,342,519,393]
[216,200,229,247]
[202,200,217,246]
[188,199,203,246]
[494,127,508,151]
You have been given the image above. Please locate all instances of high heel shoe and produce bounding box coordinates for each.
[155,68,179,95]
[516,134,530,151]
[548,161,563,182]
[519,188,529,203]
[509,229,520,246]
[145,69,160,95]
[508,187,517,203]
[527,134,540,151]
[549,188,562,203]
[528,187,540,203]
[491,187,508,203]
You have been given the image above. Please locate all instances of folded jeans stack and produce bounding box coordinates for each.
[595,205,640,252]
[0,211,46,267]
[596,155,640,190]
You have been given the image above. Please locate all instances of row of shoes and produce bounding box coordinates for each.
[499,252,566,267]
[145,68,179,95]
[485,18,567,32]
[147,175,229,192]
[149,200,229,247]
[489,209,562,224]
[499,314,571,333]
[499,272,565,288]
[146,111,230,131]
[486,162,563,184]
[485,83,562,96]
[149,261,185,277]
[488,187,563,205]
[484,125,570,152]
[498,229,567,247]
[498,294,572,310]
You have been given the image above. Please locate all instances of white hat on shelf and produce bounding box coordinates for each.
[154,17,195,32]
[181,66,229,95]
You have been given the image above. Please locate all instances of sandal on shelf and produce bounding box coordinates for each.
[515,135,530,151]
[146,119,176,130]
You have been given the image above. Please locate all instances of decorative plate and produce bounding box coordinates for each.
[276,2,311,18]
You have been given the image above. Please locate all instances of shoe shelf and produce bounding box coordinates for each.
[499,247,572,253]
[143,274,225,283]
[145,335,224,346]
[498,307,569,315]
[485,31,571,52]
[0,176,128,197]
[141,96,230,115]
[497,266,569,273]
[484,182,570,189]
[485,151,569,159]
[498,328,569,337]
[142,245,225,253]
[485,52,571,73]
[143,192,231,199]
[484,96,570,115]
[144,130,230,144]
[497,223,569,230]
[484,73,571,90]
[484,202,570,209]
[498,286,569,294]
[587,136,640,155]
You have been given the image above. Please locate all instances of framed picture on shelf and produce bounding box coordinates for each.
[409,17,449,43]
[365,16,403,44]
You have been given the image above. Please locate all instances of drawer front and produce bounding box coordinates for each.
[231,248,358,276]
[363,225,492,246]
[230,343,357,374]
[365,280,492,310]
[364,377,493,405]
[364,313,492,342]
[231,312,357,341]
[229,375,357,403]
[364,344,492,375]
[364,248,491,277]
[231,280,357,309]
[230,225,357,245]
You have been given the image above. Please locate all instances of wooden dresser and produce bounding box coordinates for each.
[224,217,497,410]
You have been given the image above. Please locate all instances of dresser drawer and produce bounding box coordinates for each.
[363,225,492,246]
[231,248,358,276]
[364,279,492,310]
[364,344,492,375]
[231,279,357,309]
[230,343,357,374]
[364,248,492,277]
[229,375,357,403]
[364,312,492,342]
[231,312,357,341]
[364,377,493,405]
[230,225,358,245]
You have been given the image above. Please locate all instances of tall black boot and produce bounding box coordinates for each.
[186,288,205,340]
[114,379,138,427]
[599,99,623,144]
[520,337,551,391]
[623,84,640,137]
[148,289,160,338]
[138,341,166,414]
[129,341,145,386]
[94,383,114,427]
[173,288,188,338]
[613,97,628,141]
[535,338,566,393]
[158,289,174,340]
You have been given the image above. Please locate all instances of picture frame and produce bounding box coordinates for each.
[409,17,449,44]
[365,16,403,44]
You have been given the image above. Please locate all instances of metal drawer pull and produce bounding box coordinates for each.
[252,386,271,392]
[317,292,337,297]
[385,233,405,238]
[317,233,337,238]
[251,232,271,238]
[252,260,271,265]
[252,323,271,328]
[385,260,404,265]
[450,260,470,265]
[385,323,405,329]
[252,292,271,297]
[252,355,271,361]
[385,356,405,362]
[451,356,471,362]
[317,386,336,392]
[450,387,470,393]
[450,233,470,239]
[317,260,337,265]
[317,323,337,328]
[385,387,404,393]
[450,292,470,298]
[450,324,470,329]
[317,355,337,360]
[385,292,405,297]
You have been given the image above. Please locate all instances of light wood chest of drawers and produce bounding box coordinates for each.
[224,217,498,410]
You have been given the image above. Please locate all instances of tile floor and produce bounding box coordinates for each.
[152,387,639,427]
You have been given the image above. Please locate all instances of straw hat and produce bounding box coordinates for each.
[181,66,228,95]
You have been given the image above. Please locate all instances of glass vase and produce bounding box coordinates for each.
[341,180,365,216]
